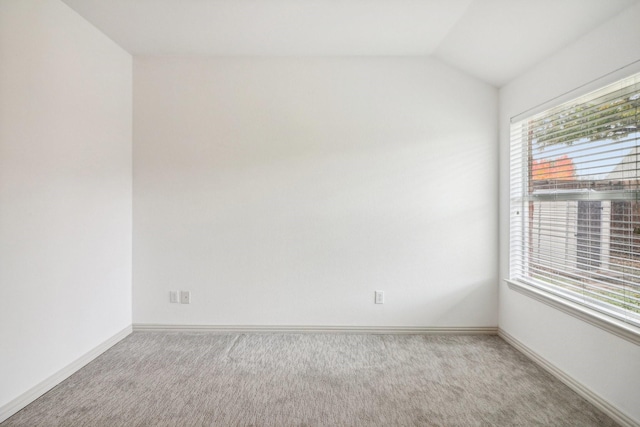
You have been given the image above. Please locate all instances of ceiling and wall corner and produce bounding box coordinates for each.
[60,0,639,87]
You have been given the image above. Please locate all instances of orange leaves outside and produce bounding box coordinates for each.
[532,154,576,180]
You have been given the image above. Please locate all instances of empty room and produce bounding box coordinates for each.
[1,0,639,425]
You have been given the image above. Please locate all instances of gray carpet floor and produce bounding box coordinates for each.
[2,332,618,426]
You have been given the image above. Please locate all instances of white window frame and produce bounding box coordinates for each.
[507,72,640,345]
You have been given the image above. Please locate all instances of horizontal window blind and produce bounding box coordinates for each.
[510,73,640,327]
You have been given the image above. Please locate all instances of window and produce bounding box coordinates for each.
[509,73,640,330]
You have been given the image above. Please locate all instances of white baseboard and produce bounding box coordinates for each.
[133,323,498,334]
[498,328,639,427]
[0,325,132,424]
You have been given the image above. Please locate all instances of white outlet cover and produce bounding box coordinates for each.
[180,290,191,304]
[375,291,384,304]
[169,290,179,303]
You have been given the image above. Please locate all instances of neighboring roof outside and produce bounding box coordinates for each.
[607,145,640,181]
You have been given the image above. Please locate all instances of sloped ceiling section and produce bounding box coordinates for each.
[62,0,638,86]
[433,0,640,86]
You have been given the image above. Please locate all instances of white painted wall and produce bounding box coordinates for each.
[0,0,132,411]
[133,57,498,327]
[499,4,640,423]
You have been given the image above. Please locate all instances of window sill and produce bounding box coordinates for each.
[505,279,640,346]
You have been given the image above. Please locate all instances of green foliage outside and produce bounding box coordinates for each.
[530,87,639,147]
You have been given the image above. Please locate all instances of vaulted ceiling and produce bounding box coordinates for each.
[61,0,638,86]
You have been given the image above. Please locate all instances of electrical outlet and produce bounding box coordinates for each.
[180,290,191,304]
[375,290,384,304]
[169,290,179,303]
